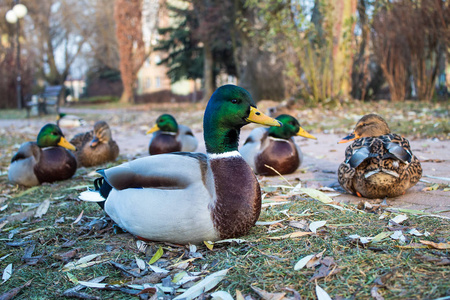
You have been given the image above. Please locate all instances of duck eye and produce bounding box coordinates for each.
[231,99,237,104]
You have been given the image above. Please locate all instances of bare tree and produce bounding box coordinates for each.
[27,0,92,92]
[114,0,149,104]
[372,4,410,102]
[407,0,448,101]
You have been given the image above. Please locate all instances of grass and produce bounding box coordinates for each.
[0,164,449,299]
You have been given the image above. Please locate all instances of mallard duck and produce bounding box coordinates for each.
[338,114,422,198]
[57,113,87,128]
[79,85,282,244]
[8,124,77,187]
[70,121,119,167]
[240,114,316,175]
[147,114,198,155]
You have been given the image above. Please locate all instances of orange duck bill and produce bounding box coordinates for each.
[338,132,360,144]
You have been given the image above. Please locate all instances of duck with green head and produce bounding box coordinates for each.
[8,124,77,186]
[240,114,316,175]
[147,114,198,155]
[79,85,281,244]
[57,113,87,128]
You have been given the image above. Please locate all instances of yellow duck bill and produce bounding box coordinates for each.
[246,107,282,127]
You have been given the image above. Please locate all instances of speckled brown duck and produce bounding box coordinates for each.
[8,124,77,186]
[147,114,198,155]
[70,121,119,167]
[338,114,422,198]
[79,85,282,244]
[240,114,316,175]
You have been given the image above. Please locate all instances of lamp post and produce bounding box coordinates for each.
[5,2,27,110]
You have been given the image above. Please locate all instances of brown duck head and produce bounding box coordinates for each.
[339,114,391,144]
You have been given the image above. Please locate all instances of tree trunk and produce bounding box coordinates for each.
[329,0,357,99]
[202,42,215,102]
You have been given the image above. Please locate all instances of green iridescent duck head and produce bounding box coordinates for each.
[36,124,76,150]
[147,114,179,134]
[268,114,316,140]
[203,85,282,154]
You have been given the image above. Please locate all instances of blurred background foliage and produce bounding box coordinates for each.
[0,0,448,108]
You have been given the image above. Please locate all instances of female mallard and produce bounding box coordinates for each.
[147,114,198,155]
[79,85,281,244]
[8,124,77,187]
[240,114,316,175]
[338,114,422,198]
[56,113,87,128]
[70,121,119,167]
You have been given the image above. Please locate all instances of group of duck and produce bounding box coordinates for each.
[8,85,422,244]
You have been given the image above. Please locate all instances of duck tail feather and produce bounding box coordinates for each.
[79,190,105,202]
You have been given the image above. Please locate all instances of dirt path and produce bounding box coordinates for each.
[1,107,449,217]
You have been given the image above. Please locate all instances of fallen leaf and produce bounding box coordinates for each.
[419,240,450,249]
[173,268,229,300]
[149,265,169,273]
[135,256,146,270]
[251,286,285,300]
[66,272,79,284]
[136,240,148,253]
[306,250,326,269]
[268,231,313,240]
[294,254,315,271]
[0,221,8,231]
[297,188,334,203]
[210,291,234,300]
[408,228,424,236]
[288,220,308,230]
[309,221,327,233]
[315,284,332,300]
[34,199,50,218]
[389,214,408,224]
[204,240,214,250]
[255,220,285,226]
[148,247,163,265]
[236,290,245,300]
[72,210,84,225]
[283,287,301,300]
[62,253,106,272]
[390,231,406,243]
[0,279,32,300]
[2,263,12,283]
[371,232,392,243]
[309,257,341,281]
[78,281,107,289]
[371,286,384,300]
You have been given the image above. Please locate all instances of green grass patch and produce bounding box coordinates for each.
[1,170,449,299]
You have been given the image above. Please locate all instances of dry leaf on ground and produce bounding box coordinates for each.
[173,268,229,300]
[251,286,286,300]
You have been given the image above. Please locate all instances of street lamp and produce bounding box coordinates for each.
[6,2,27,110]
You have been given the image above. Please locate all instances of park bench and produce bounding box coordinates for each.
[26,85,64,117]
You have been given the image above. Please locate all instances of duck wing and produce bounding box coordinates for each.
[70,130,94,150]
[100,152,210,191]
[178,125,198,152]
[240,127,268,171]
[11,142,40,163]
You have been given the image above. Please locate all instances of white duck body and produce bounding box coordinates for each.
[81,150,260,244]
[8,142,40,186]
[178,124,198,152]
[101,153,218,244]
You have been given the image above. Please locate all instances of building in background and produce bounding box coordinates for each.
[136,0,200,100]
[64,76,86,101]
